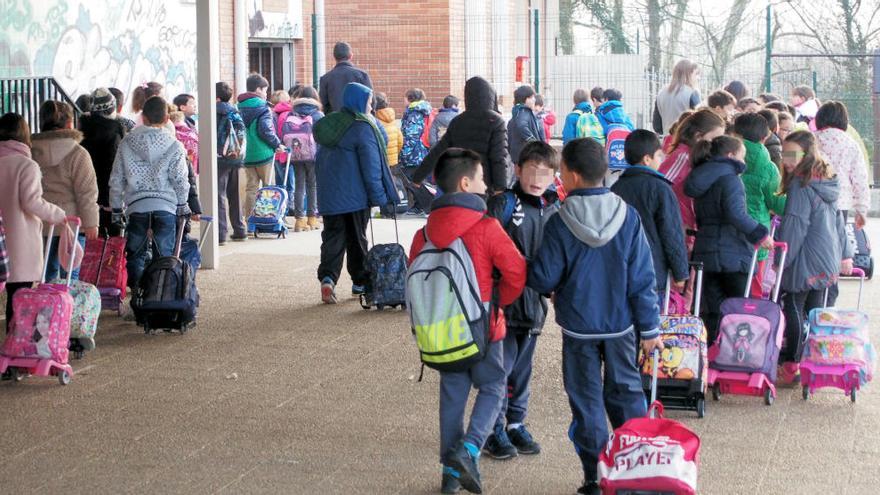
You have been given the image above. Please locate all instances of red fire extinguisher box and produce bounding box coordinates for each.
[516,56,530,83]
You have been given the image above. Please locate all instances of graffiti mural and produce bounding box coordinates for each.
[0,0,197,109]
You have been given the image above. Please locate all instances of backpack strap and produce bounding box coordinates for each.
[500,190,517,227]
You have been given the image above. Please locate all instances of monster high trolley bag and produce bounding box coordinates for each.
[640,262,708,418]
[708,242,788,406]
[248,152,291,239]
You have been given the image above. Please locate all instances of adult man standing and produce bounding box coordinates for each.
[319,42,373,114]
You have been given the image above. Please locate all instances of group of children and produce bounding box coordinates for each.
[409,76,871,495]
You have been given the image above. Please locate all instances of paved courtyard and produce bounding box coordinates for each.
[1,218,878,494]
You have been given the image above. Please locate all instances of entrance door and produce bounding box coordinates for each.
[248,43,293,92]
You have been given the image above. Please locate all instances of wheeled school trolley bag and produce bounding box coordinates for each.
[248,153,291,239]
[80,235,128,315]
[640,262,708,418]
[132,216,199,334]
[801,268,876,402]
[844,222,873,279]
[47,278,100,359]
[599,350,701,495]
[708,242,788,406]
[360,216,407,310]
[0,218,81,385]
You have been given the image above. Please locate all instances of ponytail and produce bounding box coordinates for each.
[691,135,743,168]
[131,82,164,113]
[669,108,725,151]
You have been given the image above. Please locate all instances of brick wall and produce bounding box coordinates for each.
[219,0,236,89]
[323,0,453,115]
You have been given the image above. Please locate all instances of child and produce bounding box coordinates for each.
[777,111,794,141]
[757,109,782,167]
[484,141,559,461]
[734,112,787,297]
[108,87,136,132]
[0,113,66,334]
[659,109,726,239]
[590,86,605,111]
[595,88,635,134]
[287,86,325,231]
[398,88,432,174]
[528,137,662,495]
[737,97,761,114]
[430,95,460,147]
[707,90,736,124]
[215,81,248,245]
[31,100,100,281]
[684,136,772,339]
[109,96,190,297]
[313,82,398,303]
[611,130,689,297]
[507,85,544,162]
[723,80,749,102]
[130,82,164,126]
[170,110,200,175]
[238,74,284,225]
[172,93,197,130]
[80,88,127,237]
[375,92,403,168]
[271,90,295,216]
[790,85,820,126]
[408,147,526,494]
[562,89,592,145]
[534,94,555,143]
[776,130,851,382]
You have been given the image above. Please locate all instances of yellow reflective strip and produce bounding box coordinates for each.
[422,343,481,364]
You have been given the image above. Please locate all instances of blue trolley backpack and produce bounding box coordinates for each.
[247,152,291,238]
[360,215,408,310]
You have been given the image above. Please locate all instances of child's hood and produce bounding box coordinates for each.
[30,129,82,168]
[573,101,593,113]
[424,193,487,248]
[376,107,396,123]
[684,157,746,198]
[464,76,499,113]
[557,189,627,248]
[407,100,432,115]
[805,176,840,205]
[797,98,820,119]
[123,125,183,163]
[272,101,292,115]
[598,100,628,122]
[292,97,322,116]
[511,104,534,119]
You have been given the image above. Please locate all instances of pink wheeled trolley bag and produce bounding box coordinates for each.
[708,242,788,405]
[600,350,701,494]
[0,218,81,385]
[801,267,876,402]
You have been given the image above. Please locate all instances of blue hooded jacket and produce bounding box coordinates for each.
[528,188,660,341]
[562,101,593,145]
[314,83,398,216]
[596,100,635,134]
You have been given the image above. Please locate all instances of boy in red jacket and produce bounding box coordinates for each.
[409,148,526,494]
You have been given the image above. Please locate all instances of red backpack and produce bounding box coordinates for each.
[420,108,439,147]
[606,124,632,170]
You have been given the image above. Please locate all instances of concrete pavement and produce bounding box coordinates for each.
[1,216,878,494]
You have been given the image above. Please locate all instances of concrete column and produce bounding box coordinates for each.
[234,0,248,93]
[315,0,326,78]
[197,0,220,269]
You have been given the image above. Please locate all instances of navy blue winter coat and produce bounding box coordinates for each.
[684,156,769,273]
[507,104,544,163]
[528,188,660,341]
[611,165,689,289]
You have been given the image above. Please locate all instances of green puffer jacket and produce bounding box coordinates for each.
[742,139,787,260]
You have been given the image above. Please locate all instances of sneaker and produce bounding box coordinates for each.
[577,481,600,495]
[441,466,462,494]
[508,425,541,455]
[231,234,248,242]
[321,278,337,304]
[446,441,482,494]
[404,207,426,217]
[483,424,518,460]
[219,238,227,246]
[351,284,367,296]
[121,304,137,322]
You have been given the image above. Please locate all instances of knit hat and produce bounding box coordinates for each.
[90,88,116,114]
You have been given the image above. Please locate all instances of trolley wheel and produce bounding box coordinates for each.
[712,383,721,401]
[696,398,706,418]
[376,304,385,310]
[58,370,71,386]
[75,351,84,360]
[851,387,857,403]
[802,385,810,401]
[764,387,774,406]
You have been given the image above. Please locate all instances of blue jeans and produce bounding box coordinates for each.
[438,341,505,463]
[125,211,177,290]
[495,330,538,427]
[562,331,646,482]
[274,159,295,212]
[44,235,86,282]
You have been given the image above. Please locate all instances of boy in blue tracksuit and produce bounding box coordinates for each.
[595,88,635,134]
[484,140,560,461]
[528,138,663,495]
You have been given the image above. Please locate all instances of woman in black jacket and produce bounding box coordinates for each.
[413,76,512,194]
[684,135,771,339]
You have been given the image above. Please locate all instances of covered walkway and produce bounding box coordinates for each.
[1,219,878,494]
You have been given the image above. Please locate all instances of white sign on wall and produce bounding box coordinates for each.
[248,0,304,40]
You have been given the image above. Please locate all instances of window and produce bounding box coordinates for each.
[248,43,293,92]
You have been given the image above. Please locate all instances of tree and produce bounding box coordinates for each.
[572,0,633,54]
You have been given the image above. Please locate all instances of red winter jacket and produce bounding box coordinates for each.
[408,192,526,342]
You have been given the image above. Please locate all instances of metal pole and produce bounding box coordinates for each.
[764,4,772,93]
[533,9,540,91]
[312,13,319,89]
[812,70,818,94]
